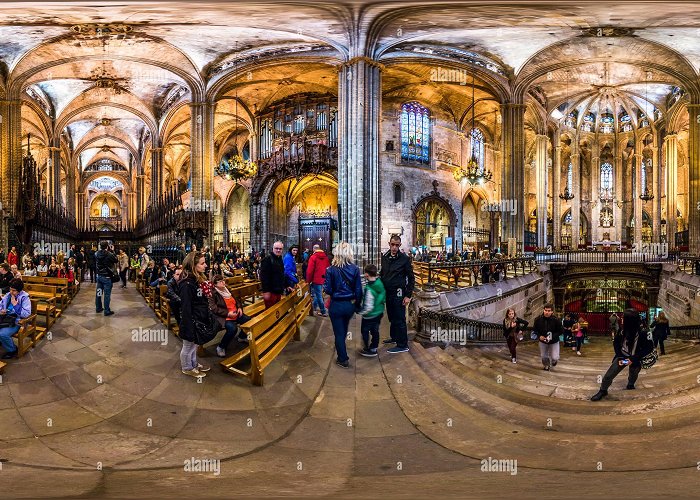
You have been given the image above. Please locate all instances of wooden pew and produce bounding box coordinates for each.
[229,281,260,305]
[22,276,69,313]
[159,288,179,336]
[23,284,58,332]
[12,299,39,358]
[219,283,310,386]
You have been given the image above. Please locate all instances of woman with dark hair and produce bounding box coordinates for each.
[178,251,213,378]
[591,308,655,401]
[0,278,32,359]
[502,308,528,364]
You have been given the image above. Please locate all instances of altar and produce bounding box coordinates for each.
[592,240,622,250]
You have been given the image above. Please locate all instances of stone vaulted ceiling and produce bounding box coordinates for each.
[3,0,700,183]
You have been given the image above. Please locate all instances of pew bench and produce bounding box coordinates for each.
[24,284,58,332]
[11,299,40,358]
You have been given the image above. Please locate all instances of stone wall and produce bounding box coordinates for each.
[657,264,700,325]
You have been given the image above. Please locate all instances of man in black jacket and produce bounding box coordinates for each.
[87,245,97,283]
[259,241,292,309]
[532,303,563,371]
[0,263,12,294]
[591,308,654,401]
[95,241,118,316]
[380,235,415,354]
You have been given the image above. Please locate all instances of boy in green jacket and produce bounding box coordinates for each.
[358,264,386,357]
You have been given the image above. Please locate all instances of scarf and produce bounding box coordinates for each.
[215,285,231,299]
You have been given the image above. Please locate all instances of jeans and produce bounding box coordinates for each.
[385,296,408,348]
[95,275,114,313]
[329,300,355,363]
[310,284,326,314]
[0,324,19,353]
[218,314,252,349]
[575,336,584,352]
[600,356,642,391]
[361,314,382,350]
[539,341,560,367]
[653,336,666,355]
[119,268,128,287]
[180,339,198,371]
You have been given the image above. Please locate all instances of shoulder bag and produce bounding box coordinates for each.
[192,312,219,345]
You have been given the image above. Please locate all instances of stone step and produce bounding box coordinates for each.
[411,341,700,434]
[382,342,700,471]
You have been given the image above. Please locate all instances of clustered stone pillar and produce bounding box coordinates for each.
[570,150,580,249]
[650,144,660,243]
[0,99,22,218]
[665,134,678,244]
[500,102,526,253]
[190,101,216,246]
[688,103,700,254]
[633,153,643,245]
[552,138,561,250]
[150,146,163,206]
[337,57,382,266]
[47,141,62,204]
[535,134,548,248]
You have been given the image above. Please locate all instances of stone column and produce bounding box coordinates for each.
[0,99,22,218]
[570,151,580,249]
[689,103,700,254]
[535,134,548,247]
[337,57,382,266]
[665,134,678,245]
[650,146,660,243]
[552,139,561,250]
[47,142,62,204]
[65,163,76,221]
[500,102,526,252]
[190,101,216,246]
[614,154,623,242]
[590,155,600,242]
[633,153,643,245]
[136,175,147,219]
[150,146,163,205]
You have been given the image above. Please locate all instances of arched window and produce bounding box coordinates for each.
[393,183,403,204]
[566,161,573,193]
[101,202,110,218]
[469,128,485,171]
[401,102,430,164]
[600,162,613,198]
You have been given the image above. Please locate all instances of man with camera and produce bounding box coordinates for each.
[95,241,118,316]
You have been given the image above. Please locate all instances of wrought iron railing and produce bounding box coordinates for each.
[669,324,700,341]
[414,257,537,290]
[534,251,680,264]
[418,308,532,343]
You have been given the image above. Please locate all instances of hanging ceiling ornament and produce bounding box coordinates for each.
[214,42,257,182]
[453,71,492,185]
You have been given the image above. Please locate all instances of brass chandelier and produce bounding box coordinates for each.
[453,71,492,185]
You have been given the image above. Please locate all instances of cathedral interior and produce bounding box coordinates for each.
[2,1,700,498]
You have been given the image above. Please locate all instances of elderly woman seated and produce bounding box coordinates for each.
[0,278,32,359]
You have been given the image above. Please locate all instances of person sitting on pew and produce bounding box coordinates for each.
[23,261,37,277]
[36,259,48,273]
[9,265,21,280]
[165,266,183,325]
[58,262,75,285]
[144,260,158,287]
[209,275,251,358]
[46,263,59,277]
[219,261,234,278]
[0,264,13,295]
[0,278,32,359]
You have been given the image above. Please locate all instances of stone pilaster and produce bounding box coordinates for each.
[614,154,623,241]
[500,102,526,252]
[665,134,678,245]
[650,146,660,243]
[570,151,580,249]
[0,99,22,217]
[47,142,61,204]
[150,146,163,205]
[337,57,382,266]
[689,103,700,254]
[552,140,561,250]
[535,134,548,247]
[190,101,216,246]
[633,153,643,245]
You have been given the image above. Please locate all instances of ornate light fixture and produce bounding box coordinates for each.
[215,41,257,182]
[559,188,575,201]
[453,71,492,185]
[640,186,654,201]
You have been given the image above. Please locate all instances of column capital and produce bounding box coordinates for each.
[151,147,163,153]
[340,56,384,71]
[47,146,61,152]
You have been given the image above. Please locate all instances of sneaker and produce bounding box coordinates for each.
[336,360,350,368]
[625,384,635,390]
[382,339,396,345]
[216,346,226,357]
[315,311,324,317]
[543,365,550,371]
[512,357,517,363]
[387,346,409,354]
[96,309,103,313]
[577,351,582,356]
[197,364,211,372]
[591,390,608,401]
[552,360,558,367]
[572,347,576,351]
[104,311,115,316]
[360,348,378,357]
[182,368,206,378]
[320,312,328,317]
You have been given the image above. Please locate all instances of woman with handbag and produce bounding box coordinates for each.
[0,279,32,359]
[178,251,214,378]
[323,242,363,369]
[502,308,528,363]
[591,308,655,401]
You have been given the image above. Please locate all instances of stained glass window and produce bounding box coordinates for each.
[101,202,110,218]
[600,113,614,134]
[567,162,573,193]
[582,112,595,132]
[401,102,430,164]
[600,162,613,198]
[469,128,484,171]
[564,211,572,224]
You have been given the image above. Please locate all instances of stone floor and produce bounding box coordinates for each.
[1,284,699,498]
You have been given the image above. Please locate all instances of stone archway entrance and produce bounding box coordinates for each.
[413,195,456,253]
